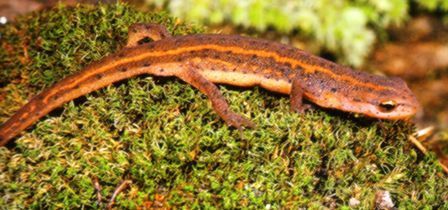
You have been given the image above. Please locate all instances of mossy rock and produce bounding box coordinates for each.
[0,3,447,209]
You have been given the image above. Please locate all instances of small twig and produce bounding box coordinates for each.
[91,175,102,207]
[415,126,435,142]
[433,148,448,174]
[107,180,132,210]
[408,127,448,174]
[408,135,428,154]
[439,159,448,174]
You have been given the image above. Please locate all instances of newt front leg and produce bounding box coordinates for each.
[290,74,311,113]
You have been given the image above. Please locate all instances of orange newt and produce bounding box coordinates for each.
[0,23,419,146]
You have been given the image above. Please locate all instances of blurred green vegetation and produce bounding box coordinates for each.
[417,0,448,11]
[149,0,448,67]
[0,2,448,209]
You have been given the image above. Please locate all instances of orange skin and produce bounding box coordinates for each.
[0,23,419,146]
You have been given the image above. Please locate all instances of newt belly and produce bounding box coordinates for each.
[0,23,419,146]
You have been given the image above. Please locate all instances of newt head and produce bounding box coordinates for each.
[344,77,419,120]
[313,76,420,120]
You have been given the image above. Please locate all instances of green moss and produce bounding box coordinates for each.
[0,3,447,209]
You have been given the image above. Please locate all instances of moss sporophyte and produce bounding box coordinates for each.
[0,3,447,209]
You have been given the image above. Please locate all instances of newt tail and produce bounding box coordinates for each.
[0,23,419,146]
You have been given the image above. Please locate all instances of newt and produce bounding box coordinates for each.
[0,23,419,146]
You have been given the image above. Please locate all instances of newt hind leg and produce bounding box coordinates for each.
[126,23,172,47]
[176,66,256,129]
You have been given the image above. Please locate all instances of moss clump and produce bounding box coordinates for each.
[0,3,447,209]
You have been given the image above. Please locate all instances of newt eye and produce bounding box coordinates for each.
[379,100,397,112]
